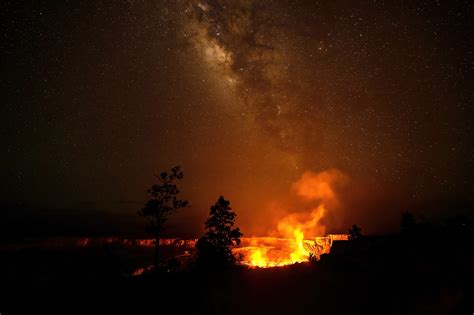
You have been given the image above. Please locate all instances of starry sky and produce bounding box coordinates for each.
[1,0,473,238]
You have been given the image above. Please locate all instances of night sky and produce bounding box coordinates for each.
[1,0,473,238]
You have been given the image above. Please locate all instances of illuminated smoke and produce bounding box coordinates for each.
[236,169,349,267]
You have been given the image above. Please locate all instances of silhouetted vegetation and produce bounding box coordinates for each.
[195,196,242,270]
[1,209,473,315]
[348,224,362,240]
[400,211,417,234]
[308,253,319,264]
[138,166,188,270]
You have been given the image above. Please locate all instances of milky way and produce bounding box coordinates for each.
[1,0,473,237]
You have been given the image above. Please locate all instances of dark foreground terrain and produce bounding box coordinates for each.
[1,230,473,315]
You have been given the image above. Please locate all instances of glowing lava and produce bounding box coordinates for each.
[234,169,350,268]
[233,203,334,268]
[234,234,348,268]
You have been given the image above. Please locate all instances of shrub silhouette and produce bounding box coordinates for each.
[400,212,416,234]
[348,224,362,240]
[308,253,319,264]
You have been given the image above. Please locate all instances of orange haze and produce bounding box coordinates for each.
[236,169,350,267]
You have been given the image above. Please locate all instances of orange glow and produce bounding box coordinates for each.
[75,171,351,270]
[290,228,308,262]
[233,169,350,268]
[234,208,349,268]
[292,169,348,205]
[234,234,348,268]
[236,204,328,267]
[249,248,267,268]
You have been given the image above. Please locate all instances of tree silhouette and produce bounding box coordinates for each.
[195,196,243,269]
[139,166,188,270]
[348,224,362,240]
